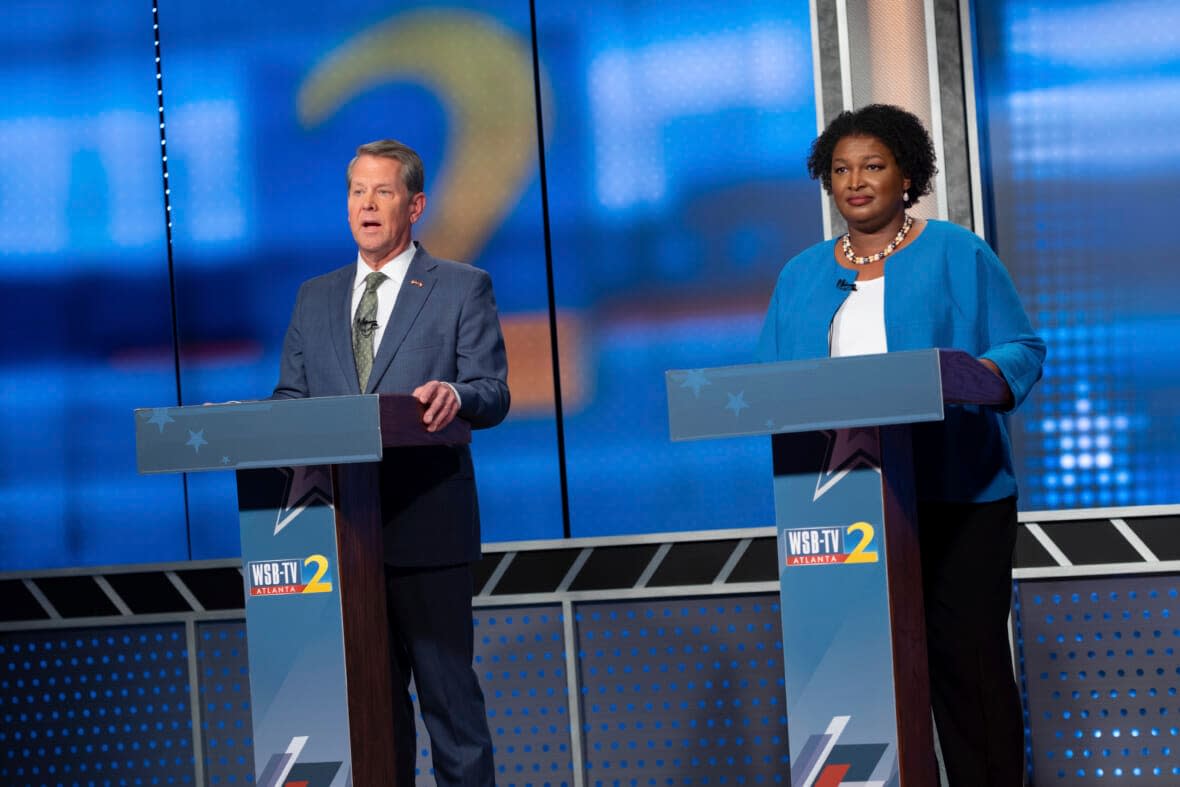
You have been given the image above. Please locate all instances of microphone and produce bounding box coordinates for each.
[836,278,858,292]
[356,319,379,337]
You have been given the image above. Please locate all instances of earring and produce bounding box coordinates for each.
[903,190,910,204]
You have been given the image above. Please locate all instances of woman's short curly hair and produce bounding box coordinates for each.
[806,104,938,207]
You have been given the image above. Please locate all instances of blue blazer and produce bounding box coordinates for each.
[758,219,1045,503]
[273,243,510,566]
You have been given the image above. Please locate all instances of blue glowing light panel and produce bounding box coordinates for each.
[156,0,563,553]
[1,0,819,571]
[0,2,188,570]
[537,0,820,536]
[975,0,1180,509]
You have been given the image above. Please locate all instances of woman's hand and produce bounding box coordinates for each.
[978,358,1014,409]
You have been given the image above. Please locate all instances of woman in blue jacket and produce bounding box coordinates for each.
[759,104,1045,785]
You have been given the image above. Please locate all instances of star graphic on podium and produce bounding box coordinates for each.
[813,427,881,501]
[186,429,208,453]
[725,391,749,417]
[274,465,334,535]
[147,408,175,433]
[678,369,712,398]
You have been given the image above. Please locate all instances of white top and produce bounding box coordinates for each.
[351,242,417,351]
[829,275,887,357]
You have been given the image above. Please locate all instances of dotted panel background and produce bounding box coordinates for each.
[415,604,574,786]
[575,594,789,785]
[976,0,1180,510]
[0,624,195,786]
[197,622,253,785]
[1016,575,1180,782]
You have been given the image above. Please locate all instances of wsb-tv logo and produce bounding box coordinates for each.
[247,555,334,596]
[781,522,879,567]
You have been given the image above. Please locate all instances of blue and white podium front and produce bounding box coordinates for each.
[666,349,1008,787]
[135,394,470,787]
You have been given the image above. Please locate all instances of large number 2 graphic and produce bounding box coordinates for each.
[302,554,333,594]
[296,9,546,265]
[844,521,879,564]
[295,10,568,413]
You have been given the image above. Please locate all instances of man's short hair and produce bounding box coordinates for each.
[346,139,425,195]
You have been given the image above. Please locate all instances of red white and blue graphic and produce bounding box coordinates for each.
[257,735,343,787]
[790,716,891,787]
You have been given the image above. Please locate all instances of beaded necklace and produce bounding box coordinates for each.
[841,214,913,266]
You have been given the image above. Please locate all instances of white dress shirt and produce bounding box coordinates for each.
[351,242,417,352]
[829,275,888,357]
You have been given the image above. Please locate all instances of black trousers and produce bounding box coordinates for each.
[385,563,495,787]
[918,497,1024,787]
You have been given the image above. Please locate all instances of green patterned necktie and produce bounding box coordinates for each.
[352,270,387,391]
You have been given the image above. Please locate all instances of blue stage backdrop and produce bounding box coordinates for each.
[0,2,189,568]
[0,0,818,570]
[974,0,1180,510]
[3,0,1178,572]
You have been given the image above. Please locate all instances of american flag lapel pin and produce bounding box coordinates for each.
[410,279,424,288]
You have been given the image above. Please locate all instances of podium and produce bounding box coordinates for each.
[135,394,470,787]
[666,349,1008,787]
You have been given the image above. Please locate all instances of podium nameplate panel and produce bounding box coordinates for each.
[135,395,382,474]
[666,349,945,442]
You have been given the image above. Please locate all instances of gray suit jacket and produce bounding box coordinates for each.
[272,244,510,566]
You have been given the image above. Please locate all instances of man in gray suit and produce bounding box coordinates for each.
[272,139,509,785]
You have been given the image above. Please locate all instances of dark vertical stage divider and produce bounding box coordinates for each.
[135,394,470,787]
[666,349,1008,786]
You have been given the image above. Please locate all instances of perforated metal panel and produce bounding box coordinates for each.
[1017,575,1180,782]
[575,595,789,784]
[415,604,574,786]
[0,625,194,786]
[197,621,254,785]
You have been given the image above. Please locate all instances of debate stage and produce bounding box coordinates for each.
[2,504,1178,785]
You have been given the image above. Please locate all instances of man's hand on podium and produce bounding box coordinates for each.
[413,381,459,432]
